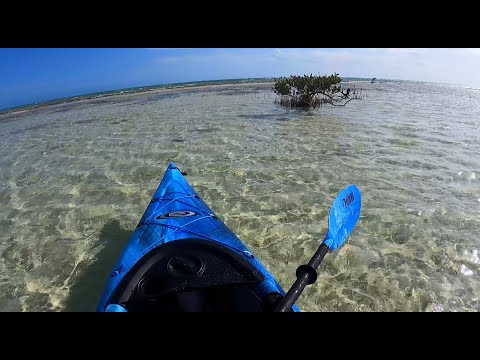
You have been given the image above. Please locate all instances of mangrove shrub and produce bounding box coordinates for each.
[273,73,363,108]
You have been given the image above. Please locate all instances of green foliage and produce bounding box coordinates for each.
[273,73,357,108]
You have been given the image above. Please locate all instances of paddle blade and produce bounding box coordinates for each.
[323,185,362,251]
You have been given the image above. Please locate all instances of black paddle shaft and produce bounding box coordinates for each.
[274,243,329,312]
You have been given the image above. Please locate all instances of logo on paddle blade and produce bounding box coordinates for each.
[156,211,197,219]
[342,192,354,208]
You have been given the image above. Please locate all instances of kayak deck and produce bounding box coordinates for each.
[107,239,275,312]
[97,163,299,312]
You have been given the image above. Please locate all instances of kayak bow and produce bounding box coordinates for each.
[97,163,298,312]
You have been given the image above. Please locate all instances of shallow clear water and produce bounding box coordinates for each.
[1,81,479,312]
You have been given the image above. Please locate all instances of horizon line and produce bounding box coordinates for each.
[0,75,453,114]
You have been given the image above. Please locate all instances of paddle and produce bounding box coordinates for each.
[274,184,362,312]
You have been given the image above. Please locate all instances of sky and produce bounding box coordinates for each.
[1,48,480,110]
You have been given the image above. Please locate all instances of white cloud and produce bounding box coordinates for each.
[368,48,428,56]
[464,48,480,56]
[145,48,193,51]
[148,48,480,87]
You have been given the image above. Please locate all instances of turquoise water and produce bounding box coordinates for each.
[0,80,479,311]
[0,78,276,114]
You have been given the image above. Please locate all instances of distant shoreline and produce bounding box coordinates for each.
[0,80,276,120]
[0,76,384,121]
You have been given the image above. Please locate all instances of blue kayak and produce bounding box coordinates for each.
[97,163,299,312]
